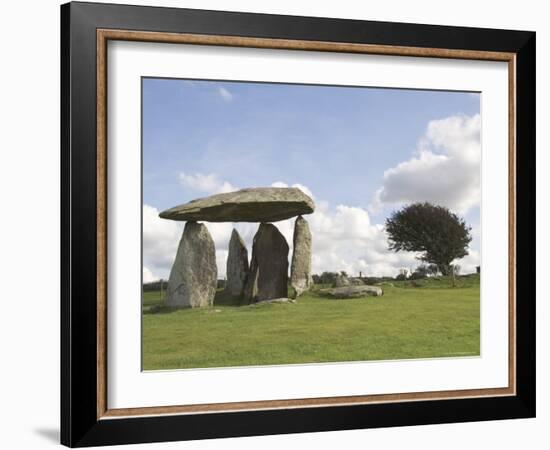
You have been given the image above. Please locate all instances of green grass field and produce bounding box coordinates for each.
[142,274,480,370]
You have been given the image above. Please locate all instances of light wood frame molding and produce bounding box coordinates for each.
[96,29,516,421]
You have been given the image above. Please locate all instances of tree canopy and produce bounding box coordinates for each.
[385,202,472,275]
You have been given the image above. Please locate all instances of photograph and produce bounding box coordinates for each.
[141,78,482,370]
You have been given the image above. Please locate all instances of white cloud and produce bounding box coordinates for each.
[179,172,237,195]
[215,249,229,280]
[145,177,480,282]
[374,114,480,214]
[454,248,480,275]
[270,181,315,200]
[143,204,184,281]
[143,204,236,281]
[217,87,234,102]
[306,202,420,277]
[207,222,235,248]
[143,266,158,283]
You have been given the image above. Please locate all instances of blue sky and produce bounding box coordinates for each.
[142,78,481,281]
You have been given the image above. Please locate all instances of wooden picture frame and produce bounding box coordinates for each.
[61,1,535,447]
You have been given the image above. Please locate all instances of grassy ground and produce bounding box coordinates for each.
[142,274,480,370]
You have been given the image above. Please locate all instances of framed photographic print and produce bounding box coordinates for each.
[60,1,536,447]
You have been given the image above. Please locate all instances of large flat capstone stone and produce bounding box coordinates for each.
[165,221,217,308]
[159,187,315,223]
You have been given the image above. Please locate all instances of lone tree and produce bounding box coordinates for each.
[385,202,472,276]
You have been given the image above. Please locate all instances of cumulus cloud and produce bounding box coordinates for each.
[144,172,480,282]
[306,202,419,276]
[270,181,315,200]
[142,204,184,281]
[143,204,238,282]
[454,248,480,275]
[143,266,157,283]
[145,115,481,283]
[217,87,234,102]
[374,114,481,214]
[144,206,452,283]
[179,172,237,195]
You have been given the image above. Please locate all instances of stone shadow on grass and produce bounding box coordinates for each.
[143,289,250,314]
[213,289,250,307]
[143,304,186,315]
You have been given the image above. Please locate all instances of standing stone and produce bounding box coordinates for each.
[290,216,312,298]
[166,221,217,308]
[244,223,289,303]
[225,229,249,297]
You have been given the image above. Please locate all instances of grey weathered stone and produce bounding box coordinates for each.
[290,216,312,298]
[159,187,315,223]
[349,277,366,286]
[334,274,351,287]
[244,223,289,302]
[225,229,249,297]
[324,285,383,299]
[165,221,217,308]
[252,297,295,305]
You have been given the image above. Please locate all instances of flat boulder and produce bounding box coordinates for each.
[325,285,383,299]
[252,297,296,305]
[244,223,289,302]
[159,187,315,223]
[165,221,217,308]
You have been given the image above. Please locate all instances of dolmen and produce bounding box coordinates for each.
[159,187,315,307]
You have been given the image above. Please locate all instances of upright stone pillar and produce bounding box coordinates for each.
[225,229,249,297]
[290,216,313,297]
[166,221,217,308]
[244,223,289,303]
